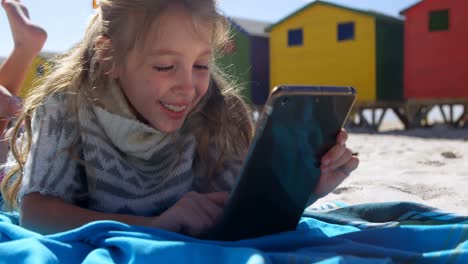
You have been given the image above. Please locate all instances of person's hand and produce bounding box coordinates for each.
[151,191,229,236]
[314,129,359,198]
[0,85,22,120]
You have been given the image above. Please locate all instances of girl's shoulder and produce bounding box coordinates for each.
[35,91,79,118]
[45,91,80,107]
[31,91,84,131]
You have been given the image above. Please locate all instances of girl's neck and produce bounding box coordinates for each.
[92,78,159,131]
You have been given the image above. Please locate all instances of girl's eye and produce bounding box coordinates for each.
[153,65,174,72]
[194,64,209,71]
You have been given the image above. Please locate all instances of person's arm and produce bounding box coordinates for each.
[0,87,16,185]
[0,86,21,165]
[0,49,39,95]
[0,85,22,119]
[0,0,48,135]
[0,50,40,133]
[21,193,152,235]
[21,191,229,236]
[0,0,48,90]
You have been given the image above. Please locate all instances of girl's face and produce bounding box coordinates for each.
[115,3,213,132]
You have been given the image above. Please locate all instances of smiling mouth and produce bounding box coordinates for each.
[160,101,189,113]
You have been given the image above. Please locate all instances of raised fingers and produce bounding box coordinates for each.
[321,147,353,173]
[336,128,348,146]
[321,143,347,169]
[339,155,360,176]
[316,156,359,197]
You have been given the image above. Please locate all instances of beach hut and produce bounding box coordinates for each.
[401,0,468,100]
[0,53,55,98]
[0,52,56,99]
[17,52,57,98]
[217,17,271,106]
[267,0,404,103]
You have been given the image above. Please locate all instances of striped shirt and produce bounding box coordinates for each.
[20,81,242,216]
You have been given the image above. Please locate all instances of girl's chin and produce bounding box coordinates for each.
[150,119,185,133]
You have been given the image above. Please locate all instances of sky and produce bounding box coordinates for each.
[0,0,421,57]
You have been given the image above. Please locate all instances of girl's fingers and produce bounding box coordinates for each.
[321,143,346,167]
[205,192,229,207]
[316,157,359,197]
[339,156,360,176]
[322,147,353,172]
[194,195,223,223]
[0,85,22,119]
[180,199,211,235]
[337,129,348,146]
[8,95,23,116]
[321,129,349,165]
[176,192,225,235]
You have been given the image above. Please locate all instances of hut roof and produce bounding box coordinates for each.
[267,0,403,32]
[0,51,59,65]
[399,1,423,15]
[229,17,271,37]
[38,51,60,60]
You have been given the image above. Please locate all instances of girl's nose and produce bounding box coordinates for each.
[176,68,196,98]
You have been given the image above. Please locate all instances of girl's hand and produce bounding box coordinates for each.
[0,85,22,120]
[315,129,359,198]
[152,191,229,236]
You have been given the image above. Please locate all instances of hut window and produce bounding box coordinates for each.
[288,29,303,46]
[337,22,355,41]
[429,9,449,31]
[37,64,45,77]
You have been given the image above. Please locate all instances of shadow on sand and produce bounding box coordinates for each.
[346,124,468,141]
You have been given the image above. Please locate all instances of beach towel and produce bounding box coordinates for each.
[0,201,467,263]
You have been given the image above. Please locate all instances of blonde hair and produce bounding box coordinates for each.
[1,0,254,210]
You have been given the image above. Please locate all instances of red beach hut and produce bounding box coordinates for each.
[401,0,468,100]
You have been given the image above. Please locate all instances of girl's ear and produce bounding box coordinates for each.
[94,35,119,78]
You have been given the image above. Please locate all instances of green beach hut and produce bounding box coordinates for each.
[217,17,271,106]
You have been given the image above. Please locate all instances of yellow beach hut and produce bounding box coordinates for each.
[18,52,57,98]
[267,0,404,103]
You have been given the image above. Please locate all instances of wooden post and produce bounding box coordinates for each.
[455,104,468,127]
[439,105,448,124]
[376,108,387,131]
[372,108,376,128]
[450,104,454,125]
[392,107,409,129]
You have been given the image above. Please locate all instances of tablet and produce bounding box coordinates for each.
[201,85,357,241]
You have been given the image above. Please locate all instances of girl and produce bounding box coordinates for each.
[1,0,359,236]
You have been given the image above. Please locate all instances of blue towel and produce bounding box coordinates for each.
[1,202,467,263]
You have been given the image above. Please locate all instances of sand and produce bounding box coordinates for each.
[315,125,468,215]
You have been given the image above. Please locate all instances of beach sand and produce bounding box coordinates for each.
[315,124,468,215]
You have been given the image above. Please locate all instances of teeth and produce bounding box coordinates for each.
[162,102,188,112]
